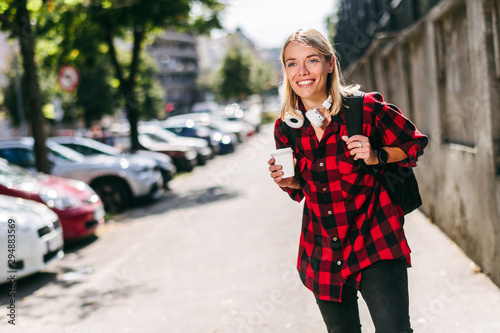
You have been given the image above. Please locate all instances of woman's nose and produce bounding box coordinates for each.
[298,63,309,75]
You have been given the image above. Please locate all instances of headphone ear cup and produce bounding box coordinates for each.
[305,109,325,127]
[285,110,304,128]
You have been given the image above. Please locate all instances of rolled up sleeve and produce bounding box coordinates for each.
[365,92,428,167]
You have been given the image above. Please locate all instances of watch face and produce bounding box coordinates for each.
[378,149,389,164]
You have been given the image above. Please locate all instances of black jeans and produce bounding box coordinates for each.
[315,259,413,333]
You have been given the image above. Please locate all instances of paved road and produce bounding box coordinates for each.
[1,124,499,333]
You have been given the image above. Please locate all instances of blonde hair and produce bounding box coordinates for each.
[280,28,360,121]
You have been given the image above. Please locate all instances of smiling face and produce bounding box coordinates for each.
[283,41,334,109]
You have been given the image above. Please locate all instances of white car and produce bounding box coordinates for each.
[0,195,64,281]
[0,137,163,213]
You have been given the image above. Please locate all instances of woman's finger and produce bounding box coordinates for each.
[269,164,282,172]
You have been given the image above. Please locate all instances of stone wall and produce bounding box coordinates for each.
[344,0,500,286]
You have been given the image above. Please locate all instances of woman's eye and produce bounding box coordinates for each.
[287,62,296,67]
[309,58,319,63]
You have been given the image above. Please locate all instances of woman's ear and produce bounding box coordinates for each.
[329,55,335,73]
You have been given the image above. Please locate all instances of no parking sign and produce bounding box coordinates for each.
[57,65,80,92]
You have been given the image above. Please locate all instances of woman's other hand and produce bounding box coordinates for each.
[342,135,378,165]
[268,157,301,189]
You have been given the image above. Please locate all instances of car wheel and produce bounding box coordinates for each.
[92,179,132,214]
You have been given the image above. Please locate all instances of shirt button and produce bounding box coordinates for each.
[337,261,342,266]
[328,210,332,215]
[332,237,338,242]
[319,162,324,167]
[322,187,327,192]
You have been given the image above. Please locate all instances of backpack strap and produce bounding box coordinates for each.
[343,91,376,174]
[344,90,365,137]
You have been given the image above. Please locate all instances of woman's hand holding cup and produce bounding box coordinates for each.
[268,157,300,189]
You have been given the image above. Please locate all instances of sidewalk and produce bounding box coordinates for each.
[374,209,500,332]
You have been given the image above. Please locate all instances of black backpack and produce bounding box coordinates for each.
[344,91,422,215]
[279,92,422,215]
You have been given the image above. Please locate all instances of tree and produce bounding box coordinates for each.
[326,1,341,42]
[85,0,223,150]
[35,4,116,127]
[214,39,277,103]
[0,0,50,173]
[217,43,253,101]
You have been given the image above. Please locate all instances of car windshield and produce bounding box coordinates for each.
[74,139,120,156]
[139,132,167,144]
[141,127,177,142]
[90,141,121,155]
[47,141,85,162]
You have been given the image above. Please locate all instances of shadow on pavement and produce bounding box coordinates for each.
[0,271,58,306]
[64,234,99,254]
[122,185,240,221]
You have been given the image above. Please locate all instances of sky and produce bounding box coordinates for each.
[214,0,337,49]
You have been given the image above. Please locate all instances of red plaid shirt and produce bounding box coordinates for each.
[274,92,428,302]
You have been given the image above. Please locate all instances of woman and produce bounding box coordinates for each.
[268,28,428,332]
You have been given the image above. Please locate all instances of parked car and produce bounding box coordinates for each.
[50,136,176,189]
[164,113,255,143]
[0,138,163,213]
[161,120,236,155]
[0,194,64,281]
[223,101,263,132]
[191,101,223,114]
[0,158,105,240]
[107,123,199,172]
[139,123,213,165]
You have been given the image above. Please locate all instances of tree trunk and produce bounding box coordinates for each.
[125,25,145,151]
[102,19,144,151]
[123,81,140,151]
[15,1,50,173]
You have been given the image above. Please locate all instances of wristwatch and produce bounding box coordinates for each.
[377,149,389,165]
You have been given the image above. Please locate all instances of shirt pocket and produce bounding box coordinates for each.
[337,153,372,201]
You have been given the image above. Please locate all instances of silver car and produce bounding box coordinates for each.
[50,136,177,189]
[0,137,163,213]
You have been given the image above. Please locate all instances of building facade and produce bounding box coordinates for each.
[148,31,199,115]
[339,0,500,287]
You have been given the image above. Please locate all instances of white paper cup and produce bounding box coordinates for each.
[270,147,295,178]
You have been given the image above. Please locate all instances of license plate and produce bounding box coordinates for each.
[46,236,63,252]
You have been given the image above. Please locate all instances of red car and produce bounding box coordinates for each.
[0,158,105,241]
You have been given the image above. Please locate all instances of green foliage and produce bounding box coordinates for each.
[1,0,223,131]
[2,56,55,126]
[251,60,275,95]
[1,0,221,129]
[214,41,277,102]
[326,1,341,42]
[111,53,166,121]
[217,44,253,101]
[85,0,224,150]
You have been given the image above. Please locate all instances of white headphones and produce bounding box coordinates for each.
[285,95,332,129]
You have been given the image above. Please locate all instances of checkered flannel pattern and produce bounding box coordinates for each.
[274,92,428,302]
